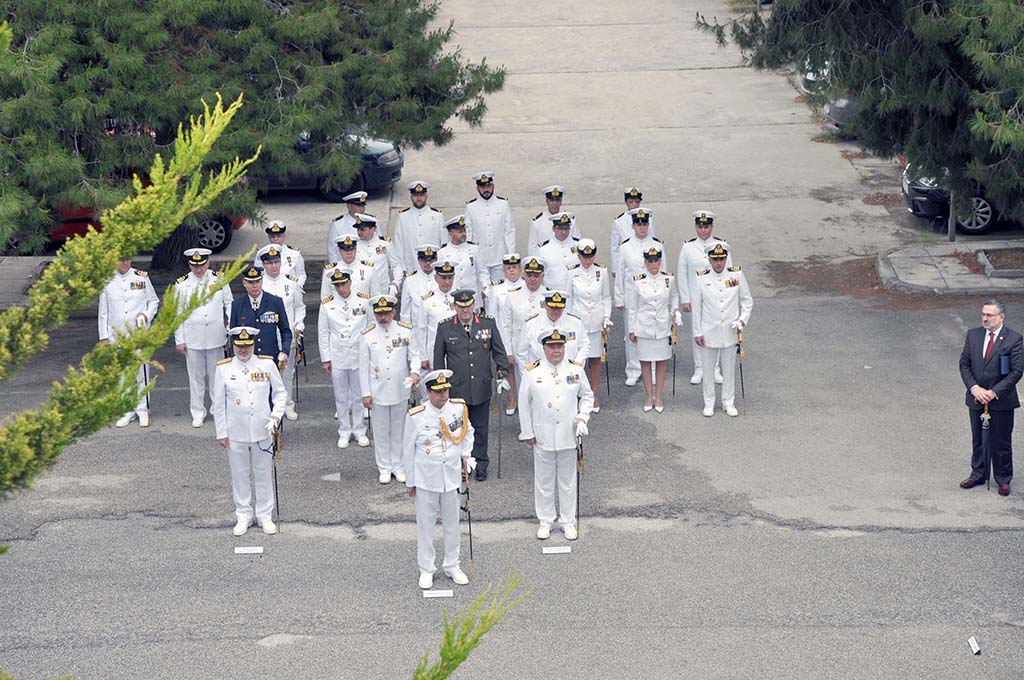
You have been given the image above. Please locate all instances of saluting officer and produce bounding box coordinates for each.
[321,234,384,301]
[228,266,292,369]
[99,255,160,428]
[693,244,752,417]
[258,245,305,421]
[499,256,550,388]
[400,244,439,329]
[518,329,594,540]
[359,294,420,484]
[464,171,516,281]
[610,187,658,281]
[520,290,590,365]
[536,212,581,293]
[438,215,488,310]
[256,221,306,288]
[403,369,474,590]
[677,210,731,385]
[528,185,580,254]
[391,181,445,275]
[433,289,511,481]
[326,190,368,262]
[172,247,232,428]
[318,270,371,449]
[568,239,612,411]
[614,208,663,386]
[212,327,286,536]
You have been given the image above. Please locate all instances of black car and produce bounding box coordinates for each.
[901,165,999,234]
[264,135,404,201]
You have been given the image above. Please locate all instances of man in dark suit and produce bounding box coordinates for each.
[229,266,293,368]
[434,289,511,480]
[959,299,1024,496]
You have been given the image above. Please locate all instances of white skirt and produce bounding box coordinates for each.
[636,336,671,362]
[586,330,603,359]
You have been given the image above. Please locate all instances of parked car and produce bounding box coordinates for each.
[824,96,862,136]
[52,205,247,253]
[901,164,998,234]
[263,135,404,201]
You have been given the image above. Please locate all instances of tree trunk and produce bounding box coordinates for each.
[947,189,957,242]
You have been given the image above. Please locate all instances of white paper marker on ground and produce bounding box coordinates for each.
[234,546,264,555]
[423,590,455,599]
[542,546,572,555]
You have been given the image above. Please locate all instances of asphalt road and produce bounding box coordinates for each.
[3,0,1024,678]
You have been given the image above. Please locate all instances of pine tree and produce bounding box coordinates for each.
[0,0,505,254]
[697,0,1024,230]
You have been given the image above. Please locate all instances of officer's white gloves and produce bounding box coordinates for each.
[602,318,614,329]
[265,417,279,435]
[135,314,148,328]
[402,376,415,389]
[496,378,511,394]
[731,320,745,330]
[463,456,478,473]
[277,351,288,365]
[673,311,683,326]
[574,420,589,437]
[295,322,304,334]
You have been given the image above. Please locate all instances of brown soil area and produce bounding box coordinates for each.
[841,150,868,160]
[862,192,902,207]
[984,248,1024,270]
[764,257,1024,310]
[952,252,985,276]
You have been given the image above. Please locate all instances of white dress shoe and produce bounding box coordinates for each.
[591,405,600,414]
[419,572,434,590]
[259,519,277,535]
[232,520,250,536]
[505,407,516,416]
[624,377,638,386]
[654,405,665,413]
[333,411,338,419]
[284,407,298,421]
[714,369,724,384]
[725,405,739,417]
[445,567,469,585]
[191,417,204,428]
[115,412,135,428]
[394,470,407,483]
[689,374,702,385]
[643,404,653,413]
[378,472,391,484]
[357,435,371,447]
[337,436,350,449]
[138,412,150,427]
[536,524,551,540]
[563,524,578,541]
[703,406,715,417]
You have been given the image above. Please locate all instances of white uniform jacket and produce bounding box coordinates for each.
[536,237,580,293]
[569,263,611,333]
[518,357,594,450]
[172,270,232,349]
[317,292,369,369]
[464,196,516,268]
[519,312,591,365]
[610,212,657,279]
[98,268,160,340]
[262,273,306,334]
[326,213,357,263]
[212,355,286,442]
[627,271,680,340]
[321,258,386,300]
[485,277,520,319]
[357,236,400,293]
[358,321,419,405]
[528,211,580,255]
[676,236,731,306]
[692,266,753,348]
[254,243,306,289]
[400,270,435,327]
[414,288,455,363]
[613,235,663,307]
[498,284,549,360]
[402,398,475,493]
[437,241,488,299]
[391,207,445,274]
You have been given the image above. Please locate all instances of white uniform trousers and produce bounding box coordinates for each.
[533,446,578,527]
[415,488,461,574]
[701,345,737,409]
[186,348,221,421]
[282,347,297,410]
[227,439,275,523]
[687,313,718,376]
[331,368,365,440]
[124,365,149,417]
[621,311,641,381]
[371,403,406,474]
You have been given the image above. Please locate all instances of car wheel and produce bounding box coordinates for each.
[196,215,233,253]
[956,196,996,234]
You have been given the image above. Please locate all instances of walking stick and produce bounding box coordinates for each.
[272,419,283,531]
[981,402,991,490]
[602,327,610,396]
[459,461,475,577]
[737,329,747,415]
[671,322,678,398]
[575,435,584,536]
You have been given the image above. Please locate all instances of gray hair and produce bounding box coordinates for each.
[984,299,1006,315]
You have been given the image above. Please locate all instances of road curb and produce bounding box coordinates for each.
[876,245,1024,296]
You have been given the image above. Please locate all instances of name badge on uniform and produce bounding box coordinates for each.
[260,311,280,323]
[130,281,146,290]
[251,371,270,382]
[566,374,580,385]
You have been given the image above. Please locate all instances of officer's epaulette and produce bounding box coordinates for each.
[662,271,672,277]
[397,320,412,329]
[212,270,221,276]
[421,290,434,300]
[450,397,466,404]
[525,313,539,322]
[257,355,273,360]
[571,237,580,242]
[509,285,523,292]
[653,237,663,243]
[439,243,450,249]
[286,274,299,282]
[361,324,375,334]
[467,240,478,245]
[380,235,390,242]
[567,263,580,270]
[525,360,541,371]
[728,265,742,272]
[405,270,417,278]
[217,357,232,365]
[566,312,582,320]
[534,212,543,220]
[491,278,504,286]
[357,292,370,298]
[466,198,478,204]
[408,403,426,415]
[430,207,442,213]
[697,268,711,276]
[569,359,584,367]
[400,207,410,213]
[134,269,149,277]
[620,237,631,245]
[176,274,188,283]
[325,261,337,270]
[333,213,346,222]
[360,259,373,267]
[321,295,334,304]
[633,273,646,281]
[539,239,550,247]
[686,237,697,243]
[496,195,508,201]
[617,211,626,219]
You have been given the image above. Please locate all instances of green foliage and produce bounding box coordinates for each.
[0,1,506,253]
[413,573,530,680]
[0,93,258,497]
[696,0,1024,223]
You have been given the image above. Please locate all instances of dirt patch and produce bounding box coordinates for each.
[841,150,869,160]
[793,94,809,104]
[862,192,902,207]
[764,257,1024,310]
[951,251,985,276]
[983,248,1024,270]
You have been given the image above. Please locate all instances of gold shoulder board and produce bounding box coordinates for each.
[397,320,412,329]
[728,265,742,272]
[526,360,541,371]
[408,403,426,415]
[321,295,334,304]
[135,270,149,277]
[217,357,232,365]
[633,273,646,281]
[697,269,710,276]
[176,275,187,283]
[361,325,375,334]
[325,262,336,270]
[450,397,466,404]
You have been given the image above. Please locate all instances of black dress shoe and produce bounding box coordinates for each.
[960,477,986,489]
[475,468,488,481]
[999,483,1010,496]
